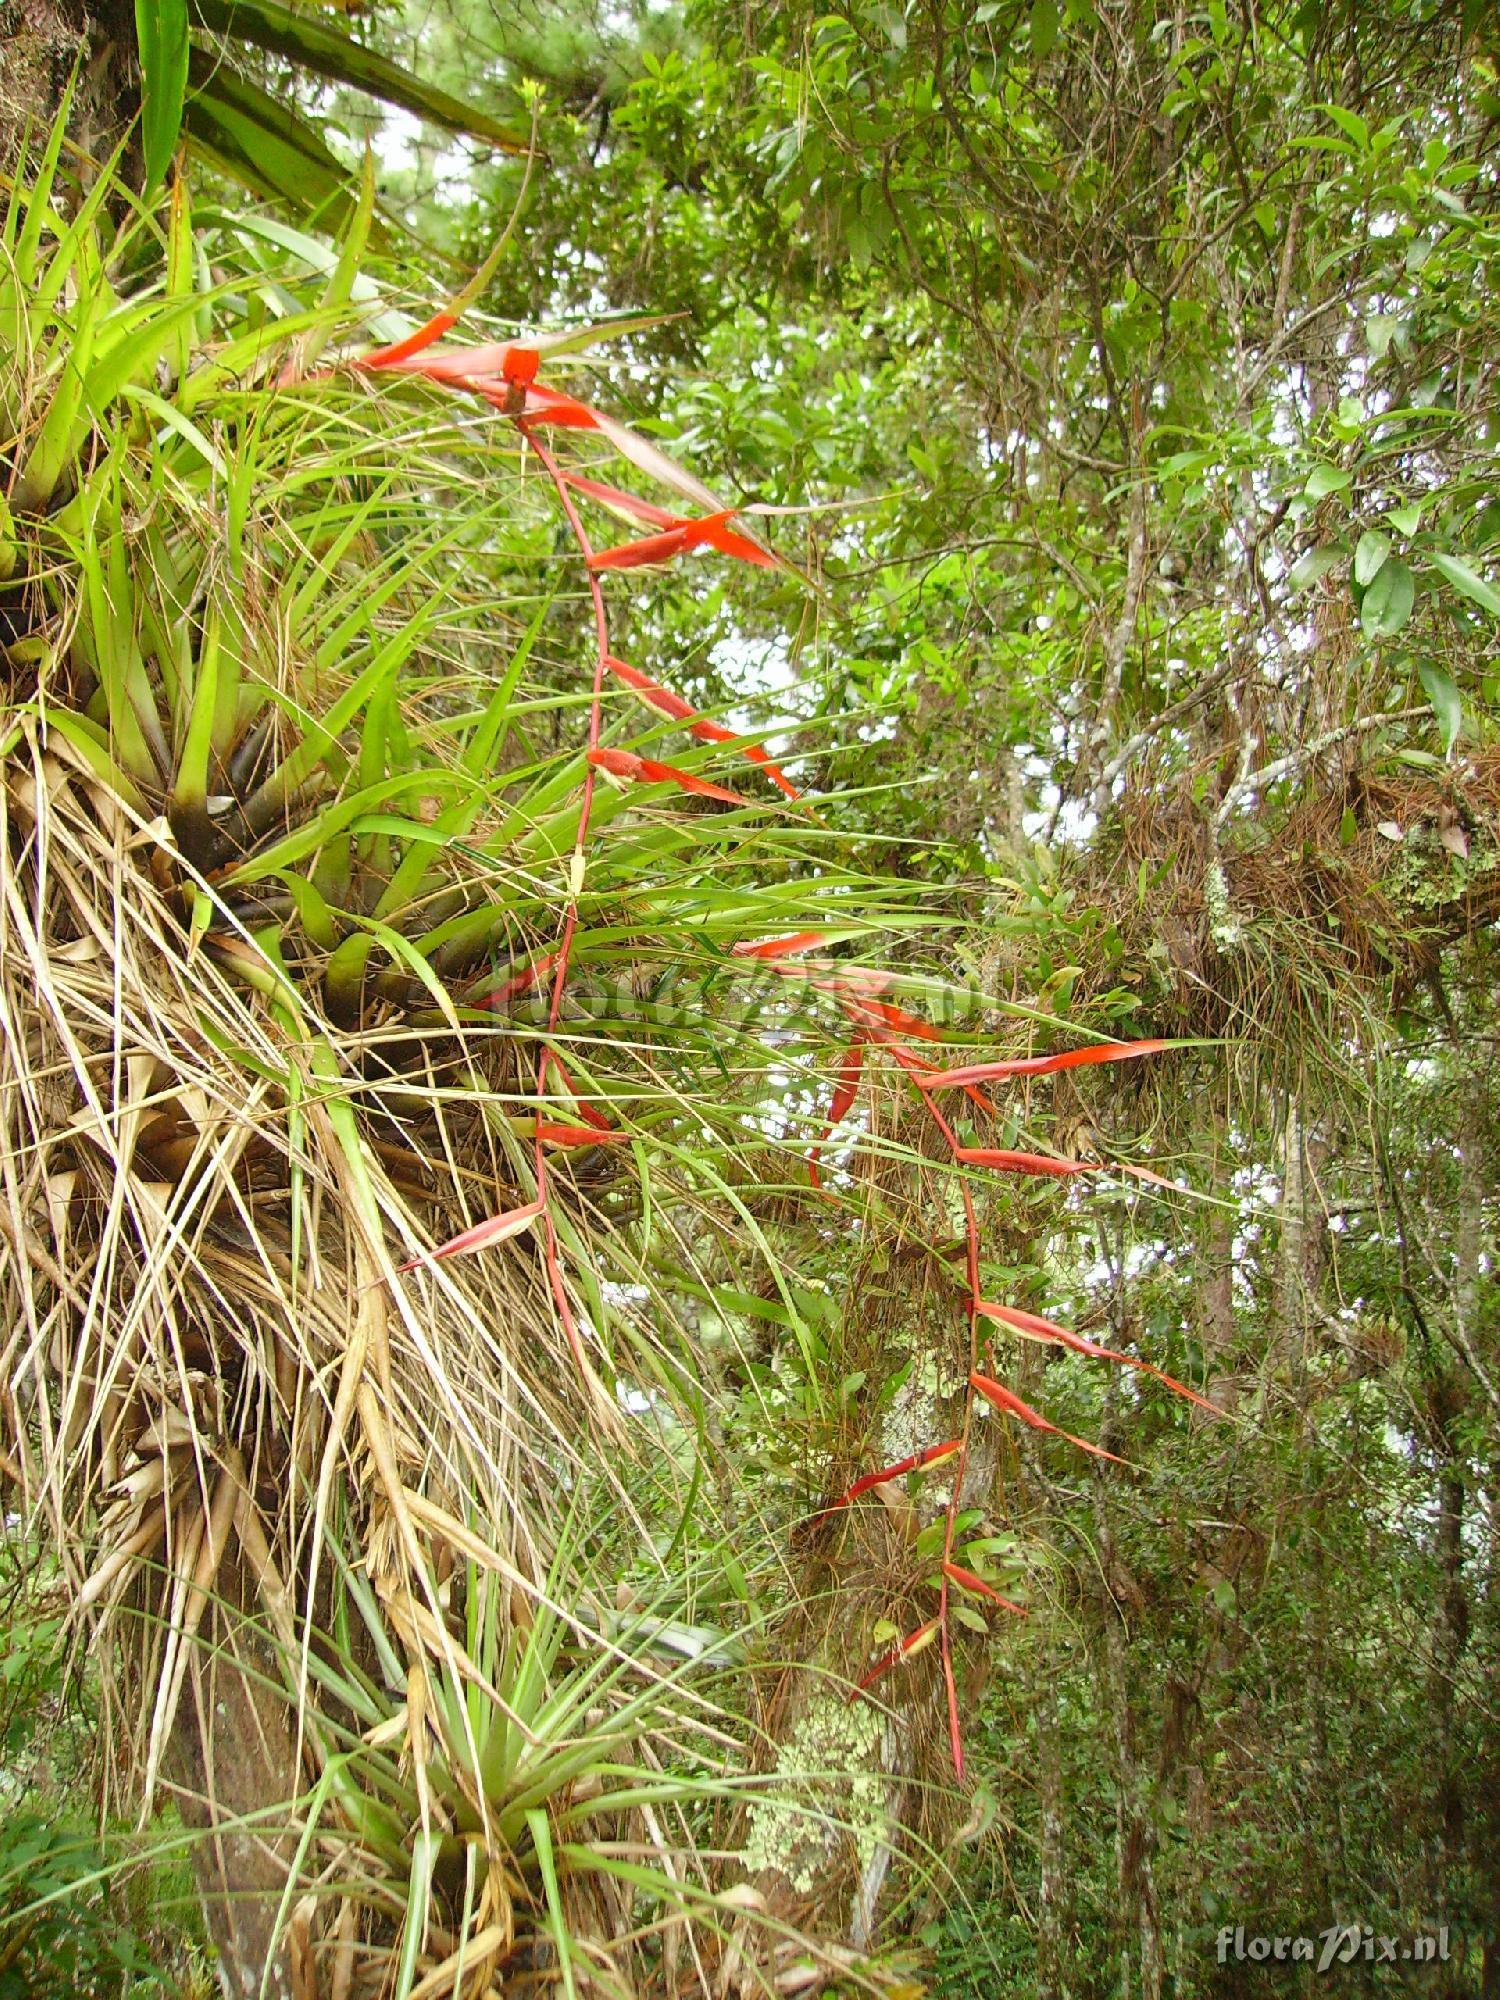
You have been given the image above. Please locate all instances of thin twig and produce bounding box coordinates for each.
[1214,706,1429,830]
[1098,659,1236,796]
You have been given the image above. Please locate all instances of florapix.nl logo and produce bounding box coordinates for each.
[1215,1925,1453,1972]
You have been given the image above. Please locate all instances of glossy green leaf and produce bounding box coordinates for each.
[1305,464,1352,501]
[1360,557,1414,638]
[1365,312,1397,359]
[1320,103,1371,152]
[182,50,356,227]
[1286,545,1340,594]
[1418,660,1462,755]
[1353,531,1389,588]
[1428,548,1500,618]
[1386,501,1422,537]
[190,0,530,152]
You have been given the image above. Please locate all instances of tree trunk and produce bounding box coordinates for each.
[0,0,139,174]
[1484,1457,1500,2000]
[1197,1109,1241,1414]
[1272,1098,1330,1380]
[1424,1093,1481,1998]
[164,1551,305,2000]
[1426,1443,1468,2000]
[1091,1370,1165,2000]
[6,30,293,1991]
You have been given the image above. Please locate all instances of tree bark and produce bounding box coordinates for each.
[164,1551,304,2000]
[1272,1098,1330,1380]
[1091,1370,1165,2000]
[1196,1108,1241,1417]
[0,0,139,174]
[1425,1094,1483,1998]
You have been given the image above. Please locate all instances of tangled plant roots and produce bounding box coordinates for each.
[1076,749,1500,1049]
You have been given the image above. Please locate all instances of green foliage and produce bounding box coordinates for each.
[123,0,534,221]
[0,108,1000,1995]
[399,1,1500,1987]
[135,0,190,193]
[0,1545,208,1998]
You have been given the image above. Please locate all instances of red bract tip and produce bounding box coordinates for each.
[969,1371,1129,1465]
[520,383,603,429]
[956,1144,1181,1192]
[373,340,539,385]
[602,658,800,799]
[636,756,750,806]
[360,310,460,370]
[941,1560,1029,1615]
[814,1436,964,1519]
[809,1037,865,1189]
[397,1195,545,1274]
[955,1146,1094,1177]
[728,741,799,800]
[942,1624,964,1781]
[588,511,776,573]
[881,1038,995,1118]
[469,950,559,1011]
[564,472,678,530]
[840,991,945,1044]
[850,1618,941,1700]
[587,745,749,807]
[929,1039,1175,1089]
[535,1122,627,1149]
[732,931,832,960]
[589,525,702,571]
[545,1055,615,1134]
[604,657,696,723]
[975,1301,1221,1412]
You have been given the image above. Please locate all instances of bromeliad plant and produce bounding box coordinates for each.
[0,119,854,1992]
[0,112,1213,1989]
[0,115,923,1990]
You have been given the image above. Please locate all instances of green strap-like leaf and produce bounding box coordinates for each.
[524,1810,578,2000]
[136,0,191,192]
[190,0,530,152]
[183,49,356,228]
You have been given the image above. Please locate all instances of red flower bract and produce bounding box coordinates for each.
[587,745,750,807]
[969,1372,1129,1465]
